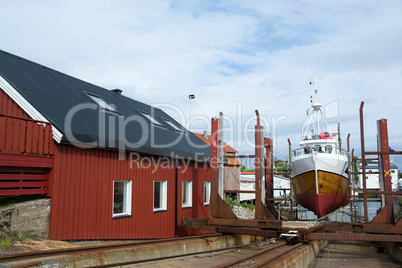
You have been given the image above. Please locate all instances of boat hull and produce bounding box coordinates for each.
[294,192,350,218]
[292,153,350,217]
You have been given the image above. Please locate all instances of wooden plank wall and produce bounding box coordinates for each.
[0,115,54,155]
[224,165,241,191]
[0,88,30,118]
[0,167,49,196]
[176,163,211,236]
[49,144,211,240]
[0,89,54,155]
[0,89,53,196]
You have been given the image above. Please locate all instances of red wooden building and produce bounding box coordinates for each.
[0,50,212,240]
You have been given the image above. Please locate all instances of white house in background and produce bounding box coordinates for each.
[239,172,291,201]
[358,159,399,190]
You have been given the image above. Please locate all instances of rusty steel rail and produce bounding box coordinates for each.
[91,239,279,268]
[0,233,222,264]
[214,242,303,268]
[212,242,286,268]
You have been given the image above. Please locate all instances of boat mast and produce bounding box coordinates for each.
[310,76,322,137]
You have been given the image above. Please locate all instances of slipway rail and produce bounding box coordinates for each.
[0,234,221,266]
[0,234,289,268]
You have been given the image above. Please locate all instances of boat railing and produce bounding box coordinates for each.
[293,147,348,157]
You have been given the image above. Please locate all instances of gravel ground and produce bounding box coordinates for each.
[232,206,255,219]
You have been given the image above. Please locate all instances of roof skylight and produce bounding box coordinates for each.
[138,110,163,126]
[162,118,183,132]
[86,93,117,113]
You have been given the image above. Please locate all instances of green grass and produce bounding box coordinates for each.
[225,195,237,210]
[0,235,12,248]
[246,203,255,210]
[21,232,31,240]
[225,195,255,211]
[0,230,31,249]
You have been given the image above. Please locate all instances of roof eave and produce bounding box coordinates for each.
[0,74,63,143]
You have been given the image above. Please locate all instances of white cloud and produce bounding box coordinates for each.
[1,0,402,167]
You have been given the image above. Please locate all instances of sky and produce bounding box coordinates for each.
[1,0,402,168]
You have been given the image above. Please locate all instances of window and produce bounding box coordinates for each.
[204,181,211,205]
[154,180,167,211]
[139,110,163,126]
[113,180,132,218]
[162,118,183,132]
[86,92,117,113]
[182,181,192,208]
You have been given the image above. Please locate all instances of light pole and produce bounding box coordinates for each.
[189,94,195,130]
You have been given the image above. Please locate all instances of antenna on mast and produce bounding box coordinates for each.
[308,61,324,104]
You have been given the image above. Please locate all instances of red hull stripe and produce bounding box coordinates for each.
[295,193,350,218]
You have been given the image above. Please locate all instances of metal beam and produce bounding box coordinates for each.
[209,115,237,219]
[207,218,282,229]
[218,226,279,238]
[359,101,369,223]
[305,233,402,242]
[224,190,256,194]
[322,223,402,234]
[181,218,219,232]
[254,110,263,219]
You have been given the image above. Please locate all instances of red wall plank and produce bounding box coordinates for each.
[49,145,211,240]
[0,188,48,195]
[0,89,30,119]
[0,174,48,180]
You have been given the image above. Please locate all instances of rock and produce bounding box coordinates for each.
[0,199,50,239]
[232,206,254,219]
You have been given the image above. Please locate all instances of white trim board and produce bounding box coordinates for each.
[0,75,63,143]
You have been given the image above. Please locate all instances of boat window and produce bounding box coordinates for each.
[304,146,311,154]
[315,145,323,153]
[325,145,332,153]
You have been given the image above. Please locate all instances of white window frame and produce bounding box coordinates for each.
[204,181,211,205]
[182,181,192,208]
[112,180,132,218]
[153,180,167,212]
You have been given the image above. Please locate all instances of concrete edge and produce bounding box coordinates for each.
[272,240,328,268]
[384,242,402,263]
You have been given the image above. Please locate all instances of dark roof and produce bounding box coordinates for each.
[0,49,210,161]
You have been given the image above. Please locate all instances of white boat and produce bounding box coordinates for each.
[290,80,349,218]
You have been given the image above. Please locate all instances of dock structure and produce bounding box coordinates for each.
[183,103,402,244]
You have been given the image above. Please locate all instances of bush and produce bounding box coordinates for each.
[225,195,237,210]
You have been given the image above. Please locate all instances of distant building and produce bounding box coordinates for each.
[193,132,241,193]
[239,172,290,201]
[358,160,399,190]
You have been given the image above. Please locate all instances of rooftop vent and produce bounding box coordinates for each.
[203,130,208,139]
[111,89,123,95]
